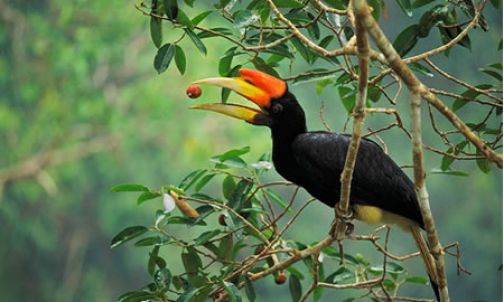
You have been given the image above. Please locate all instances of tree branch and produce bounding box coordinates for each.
[332,0,370,238]
[0,134,120,203]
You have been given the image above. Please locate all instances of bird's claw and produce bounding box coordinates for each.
[329,207,355,238]
[336,206,355,221]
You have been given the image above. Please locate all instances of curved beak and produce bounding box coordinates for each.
[188,69,286,126]
[191,103,271,126]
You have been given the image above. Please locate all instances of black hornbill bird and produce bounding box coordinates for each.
[189,68,439,300]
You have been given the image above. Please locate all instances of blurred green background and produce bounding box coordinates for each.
[0,0,501,301]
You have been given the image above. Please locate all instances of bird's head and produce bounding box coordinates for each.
[189,69,306,134]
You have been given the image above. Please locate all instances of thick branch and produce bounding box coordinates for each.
[333,0,370,238]
[0,134,120,186]
[410,91,449,301]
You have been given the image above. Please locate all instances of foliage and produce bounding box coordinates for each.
[113,147,433,301]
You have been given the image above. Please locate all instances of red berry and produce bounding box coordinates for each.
[218,214,227,226]
[275,271,287,285]
[186,84,202,98]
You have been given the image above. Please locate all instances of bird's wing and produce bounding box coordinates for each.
[291,132,423,226]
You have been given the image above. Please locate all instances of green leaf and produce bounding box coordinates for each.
[313,286,324,302]
[218,235,234,261]
[192,11,213,26]
[234,10,257,31]
[212,157,247,169]
[393,25,419,56]
[453,84,493,112]
[222,175,236,200]
[273,0,305,8]
[395,0,413,16]
[412,0,435,8]
[228,179,253,210]
[176,288,200,302]
[137,191,161,205]
[243,277,256,302]
[111,226,149,248]
[148,246,161,275]
[221,281,242,302]
[476,159,491,174]
[286,267,305,280]
[405,275,429,285]
[111,184,149,192]
[316,79,333,96]
[307,13,320,40]
[417,5,444,38]
[218,146,250,161]
[194,229,221,245]
[166,216,207,226]
[182,247,203,274]
[387,262,405,278]
[325,267,353,283]
[194,173,216,192]
[179,169,207,190]
[291,37,314,64]
[382,279,397,291]
[441,147,455,171]
[478,68,502,81]
[176,9,193,28]
[154,267,172,289]
[150,17,162,48]
[289,275,302,302]
[265,189,292,213]
[367,0,382,20]
[252,57,280,78]
[184,28,207,55]
[134,236,172,247]
[174,45,186,75]
[408,62,434,77]
[198,27,233,39]
[355,253,369,265]
[118,291,156,302]
[163,0,178,19]
[490,0,500,8]
[367,85,382,103]
[337,86,356,113]
[153,43,175,74]
[219,47,238,76]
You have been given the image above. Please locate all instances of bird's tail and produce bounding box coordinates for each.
[410,226,440,302]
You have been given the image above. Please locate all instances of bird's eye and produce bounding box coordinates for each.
[272,103,283,114]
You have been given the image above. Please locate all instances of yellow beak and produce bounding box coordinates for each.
[191,103,271,126]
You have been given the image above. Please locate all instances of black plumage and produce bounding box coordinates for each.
[266,92,423,229]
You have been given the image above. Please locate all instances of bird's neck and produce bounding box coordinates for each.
[271,125,306,183]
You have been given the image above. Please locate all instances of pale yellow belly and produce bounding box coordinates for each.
[353,205,416,230]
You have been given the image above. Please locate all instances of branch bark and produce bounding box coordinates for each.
[0,134,120,204]
[410,91,449,301]
[333,0,370,238]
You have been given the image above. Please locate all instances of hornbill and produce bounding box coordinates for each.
[189,68,439,300]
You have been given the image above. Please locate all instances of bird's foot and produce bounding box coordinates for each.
[330,207,355,239]
[336,206,355,221]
